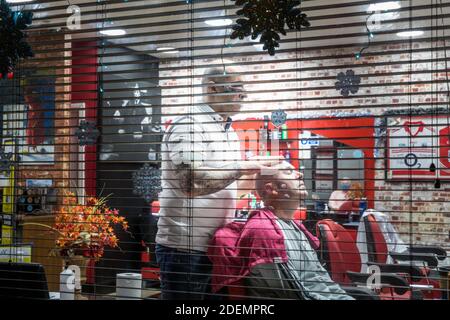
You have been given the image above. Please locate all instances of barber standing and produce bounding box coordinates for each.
[156,64,279,300]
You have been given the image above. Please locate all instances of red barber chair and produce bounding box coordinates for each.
[363,214,446,299]
[337,200,360,214]
[316,219,424,300]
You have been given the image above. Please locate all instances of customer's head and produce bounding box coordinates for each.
[202,62,246,116]
[339,177,352,191]
[255,162,308,208]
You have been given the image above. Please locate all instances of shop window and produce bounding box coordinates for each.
[0,0,448,302]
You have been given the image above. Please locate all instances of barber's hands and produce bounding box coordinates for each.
[238,156,284,175]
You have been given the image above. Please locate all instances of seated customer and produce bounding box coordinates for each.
[208,162,354,300]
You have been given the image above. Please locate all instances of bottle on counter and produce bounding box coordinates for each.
[281,124,288,140]
[359,198,368,214]
[272,128,279,140]
[284,150,291,163]
[348,212,354,223]
[258,126,267,156]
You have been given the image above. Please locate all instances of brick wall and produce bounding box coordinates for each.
[159,41,450,247]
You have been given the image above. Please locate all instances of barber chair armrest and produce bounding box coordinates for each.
[341,286,380,300]
[407,246,447,261]
[346,271,410,295]
[389,251,439,268]
[367,262,423,282]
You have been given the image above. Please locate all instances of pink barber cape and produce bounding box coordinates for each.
[207,209,320,293]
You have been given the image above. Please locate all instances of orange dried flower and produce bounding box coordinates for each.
[53,192,129,259]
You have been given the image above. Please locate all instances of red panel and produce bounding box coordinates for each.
[439,126,450,176]
[71,41,98,197]
[233,117,376,209]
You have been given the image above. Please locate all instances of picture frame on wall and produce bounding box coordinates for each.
[386,115,450,180]
[21,75,56,165]
[1,73,56,165]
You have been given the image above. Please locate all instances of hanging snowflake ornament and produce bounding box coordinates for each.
[271,109,287,127]
[0,147,13,174]
[230,0,310,56]
[75,120,100,146]
[335,70,361,97]
[0,0,34,78]
[132,164,162,203]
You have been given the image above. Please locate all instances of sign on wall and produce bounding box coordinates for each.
[0,244,32,263]
[1,140,15,245]
[387,116,450,180]
[2,101,54,165]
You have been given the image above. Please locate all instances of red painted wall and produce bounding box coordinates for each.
[233,117,376,208]
[71,41,98,197]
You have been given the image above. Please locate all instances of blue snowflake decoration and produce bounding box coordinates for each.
[0,0,34,78]
[75,120,100,146]
[271,109,287,127]
[0,147,13,174]
[132,164,162,203]
[335,70,361,97]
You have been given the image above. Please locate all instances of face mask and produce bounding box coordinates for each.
[340,183,351,191]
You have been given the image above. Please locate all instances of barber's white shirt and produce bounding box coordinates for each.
[156,104,241,252]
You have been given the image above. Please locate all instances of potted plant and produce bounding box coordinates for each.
[24,192,129,287]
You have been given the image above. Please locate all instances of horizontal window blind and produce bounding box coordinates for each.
[0,0,449,301]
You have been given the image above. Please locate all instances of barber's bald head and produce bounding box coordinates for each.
[202,61,246,116]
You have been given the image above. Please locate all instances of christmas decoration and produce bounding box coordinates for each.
[271,109,287,127]
[0,0,34,78]
[356,12,376,60]
[230,0,310,56]
[335,70,361,97]
[132,164,162,203]
[75,120,100,146]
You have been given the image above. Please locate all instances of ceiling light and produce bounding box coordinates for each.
[157,47,179,54]
[205,19,233,27]
[397,30,424,37]
[99,29,126,36]
[7,0,35,3]
[368,1,401,12]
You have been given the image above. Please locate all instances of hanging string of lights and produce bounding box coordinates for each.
[356,12,376,60]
